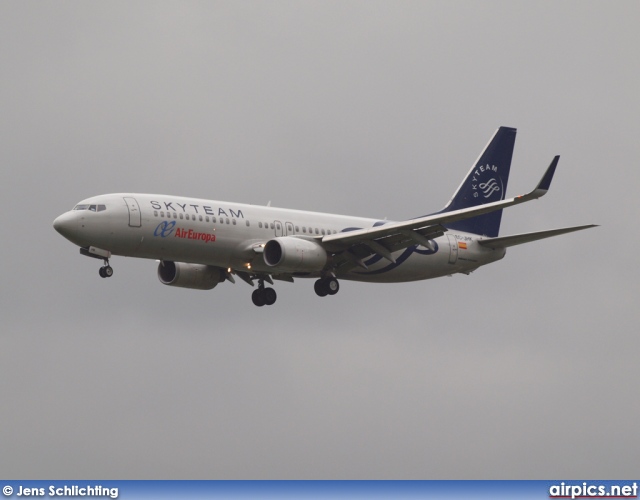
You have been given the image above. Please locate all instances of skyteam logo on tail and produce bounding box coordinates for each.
[480,178,500,198]
[472,164,503,200]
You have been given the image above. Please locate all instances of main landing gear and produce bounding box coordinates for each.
[314,277,339,297]
[252,279,277,307]
[98,259,113,278]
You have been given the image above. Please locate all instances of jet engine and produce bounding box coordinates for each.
[263,236,327,273]
[157,261,223,290]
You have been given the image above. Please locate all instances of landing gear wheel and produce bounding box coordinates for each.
[314,279,328,297]
[99,265,113,278]
[252,289,266,307]
[315,277,340,297]
[264,287,277,306]
[253,278,277,307]
[99,258,113,279]
[326,278,339,295]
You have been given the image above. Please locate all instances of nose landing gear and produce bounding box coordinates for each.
[99,259,113,278]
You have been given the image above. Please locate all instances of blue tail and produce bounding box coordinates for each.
[439,126,516,237]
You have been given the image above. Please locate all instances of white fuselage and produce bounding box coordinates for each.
[54,193,506,283]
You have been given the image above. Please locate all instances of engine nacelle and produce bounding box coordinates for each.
[263,236,328,273]
[157,261,223,290]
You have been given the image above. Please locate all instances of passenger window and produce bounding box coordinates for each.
[212,217,217,223]
[154,211,158,217]
[232,219,236,225]
[173,213,177,219]
[179,213,183,219]
[199,215,203,221]
[226,218,230,224]
[246,221,250,227]
[315,228,319,235]
[321,229,326,235]
[270,223,274,229]
[259,222,262,228]
[206,216,209,222]
[295,226,299,232]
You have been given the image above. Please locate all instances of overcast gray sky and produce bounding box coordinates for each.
[1,1,639,479]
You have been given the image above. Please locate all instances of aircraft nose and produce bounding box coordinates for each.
[53,212,78,240]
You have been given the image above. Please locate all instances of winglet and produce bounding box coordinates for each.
[535,155,559,194]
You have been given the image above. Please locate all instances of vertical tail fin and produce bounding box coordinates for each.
[440,127,516,237]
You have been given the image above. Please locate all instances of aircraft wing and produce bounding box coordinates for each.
[320,156,560,267]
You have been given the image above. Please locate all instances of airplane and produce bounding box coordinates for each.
[53,127,596,307]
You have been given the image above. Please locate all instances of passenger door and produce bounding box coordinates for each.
[123,197,141,227]
[447,235,459,264]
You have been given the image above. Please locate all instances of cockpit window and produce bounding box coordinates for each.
[73,204,106,212]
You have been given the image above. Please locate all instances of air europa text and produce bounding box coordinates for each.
[174,228,216,243]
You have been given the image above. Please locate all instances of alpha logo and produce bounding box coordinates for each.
[154,221,176,238]
[472,164,502,200]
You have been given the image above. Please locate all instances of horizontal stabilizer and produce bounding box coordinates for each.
[477,224,598,249]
